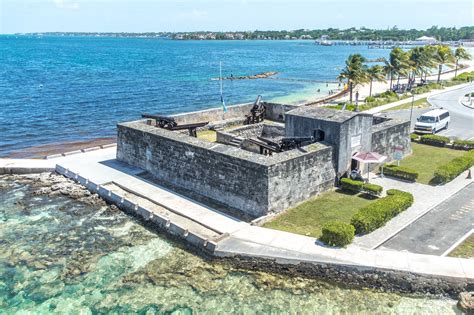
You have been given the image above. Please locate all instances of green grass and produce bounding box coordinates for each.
[197,130,217,142]
[395,143,465,184]
[383,97,430,111]
[263,190,376,238]
[448,234,474,258]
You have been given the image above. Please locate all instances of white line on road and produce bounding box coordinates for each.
[441,229,474,257]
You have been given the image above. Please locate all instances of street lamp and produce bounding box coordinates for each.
[409,91,415,131]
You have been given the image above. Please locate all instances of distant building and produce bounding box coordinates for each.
[414,36,438,45]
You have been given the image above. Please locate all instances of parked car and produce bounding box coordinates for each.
[414,109,450,134]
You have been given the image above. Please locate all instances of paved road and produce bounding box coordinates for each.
[382,84,474,140]
[379,183,474,256]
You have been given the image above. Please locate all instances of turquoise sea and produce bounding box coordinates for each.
[1,36,390,155]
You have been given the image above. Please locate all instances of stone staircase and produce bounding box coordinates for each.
[229,138,243,148]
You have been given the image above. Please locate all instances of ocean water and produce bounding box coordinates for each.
[0,36,390,155]
[0,175,461,313]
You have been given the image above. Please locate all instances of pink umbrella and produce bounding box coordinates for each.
[352,152,387,181]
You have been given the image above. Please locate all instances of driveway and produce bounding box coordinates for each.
[382,84,474,140]
[379,183,474,256]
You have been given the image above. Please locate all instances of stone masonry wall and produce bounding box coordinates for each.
[117,121,336,218]
[371,119,412,162]
[267,143,336,212]
[117,121,269,217]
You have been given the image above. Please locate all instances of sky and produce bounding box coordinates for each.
[1,0,473,34]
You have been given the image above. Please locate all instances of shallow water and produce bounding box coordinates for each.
[0,176,461,314]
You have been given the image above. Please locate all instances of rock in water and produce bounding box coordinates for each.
[458,292,474,314]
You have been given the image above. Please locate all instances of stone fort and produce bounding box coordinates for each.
[117,101,410,218]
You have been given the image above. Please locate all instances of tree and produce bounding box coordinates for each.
[366,65,386,97]
[433,45,455,84]
[337,54,369,104]
[384,47,410,90]
[408,46,436,87]
[454,47,472,77]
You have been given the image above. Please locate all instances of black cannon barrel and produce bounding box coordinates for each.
[141,113,175,122]
[281,136,315,143]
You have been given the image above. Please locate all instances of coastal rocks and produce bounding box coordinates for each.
[218,256,471,299]
[212,71,278,81]
[458,292,474,314]
[3,172,106,207]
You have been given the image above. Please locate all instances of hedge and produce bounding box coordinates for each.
[432,150,474,184]
[420,134,450,147]
[320,221,355,247]
[410,134,419,142]
[340,178,363,192]
[351,190,414,235]
[383,164,419,182]
[363,183,383,196]
[340,178,383,196]
[452,140,474,151]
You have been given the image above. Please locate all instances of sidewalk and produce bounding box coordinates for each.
[353,170,473,249]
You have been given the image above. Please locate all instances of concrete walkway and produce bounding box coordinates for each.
[0,158,56,174]
[353,170,473,249]
[56,148,247,235]
[380,183,474,255]
[1,148,473,282]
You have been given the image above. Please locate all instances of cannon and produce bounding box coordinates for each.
[281,137,315,150]
[141,113,208,137]
[256,136,315,153]
[142,114,178,129]
[245,95,266,124]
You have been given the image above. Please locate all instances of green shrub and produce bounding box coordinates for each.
[383,164,419,182]
[365,96,376,103]
[351,190,414,235]
[410,134,419,142]
[379,90,397,98]
[320,221,355,247]
[453,71,474,82]
[340,178,363,192]
[432,150,474,184]
[420,134,450,147]
[362,183,383,196]
[452,139,474,150]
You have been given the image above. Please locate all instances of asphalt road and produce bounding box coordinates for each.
[382,84,474,140]
[379,183,474,256]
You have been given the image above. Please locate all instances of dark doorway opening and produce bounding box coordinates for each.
[313,129,325,142]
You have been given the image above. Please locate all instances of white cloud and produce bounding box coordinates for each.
[53,0,80,10]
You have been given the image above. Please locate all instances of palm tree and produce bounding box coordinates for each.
[384,47,410,90]
[337,54,369,104]
[433,45,455,84]
[454,47,472,77]
[366,65,386,97]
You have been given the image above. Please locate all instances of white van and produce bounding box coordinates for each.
[414,109,450,134]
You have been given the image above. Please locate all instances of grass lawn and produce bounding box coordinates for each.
[197,130,217,142]
[383,97,430,111]
[448,234,474,258]
[263,190,376,238]
[396,143,465,185]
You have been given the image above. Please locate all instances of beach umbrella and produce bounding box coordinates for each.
[352,152,387,182]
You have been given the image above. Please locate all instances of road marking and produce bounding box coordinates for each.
[441,229,474,257]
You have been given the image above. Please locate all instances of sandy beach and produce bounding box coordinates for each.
[4,137,116,159]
